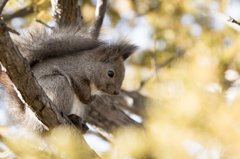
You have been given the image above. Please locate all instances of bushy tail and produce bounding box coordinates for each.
[0,71,46,135]
[14,25,103,66]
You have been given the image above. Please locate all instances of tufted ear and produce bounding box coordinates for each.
[117,42,138,61]
[96,41,138,63]
[109,41,138,61]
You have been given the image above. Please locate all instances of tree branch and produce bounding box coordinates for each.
[228,16,240,26]
[2,5,34,22]
[51,0,82,28]
[110,90,148,117]
[0,20,57,127]
[91,0,108,39]
[139,40,198,90]
[85,94,142,141]
[0,0,8,15]
[35,18,54,29]
[139,48,187,89]
[4,25,20,35]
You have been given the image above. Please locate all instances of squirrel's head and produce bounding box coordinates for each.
[92,41,137,95]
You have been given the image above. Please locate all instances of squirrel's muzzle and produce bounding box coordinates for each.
[106,84,120,95]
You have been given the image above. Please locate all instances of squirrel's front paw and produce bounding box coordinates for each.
[80,95,97,105]
[68,114,89,134]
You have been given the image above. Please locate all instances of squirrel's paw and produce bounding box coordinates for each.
[80,95,97,105]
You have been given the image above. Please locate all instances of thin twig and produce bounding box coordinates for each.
[228,16,240,26]
[2,5,35,22]
[35,19,54,29]
[156,48,185,70]
[151,18,161,84]
[151,33,157,74]
[138,40,199,90]
[5,26,20,35]
[0,0,8,15]
[91,0,107,39]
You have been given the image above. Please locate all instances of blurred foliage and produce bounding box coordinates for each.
[0,126,98,159]
[2,0,240,158]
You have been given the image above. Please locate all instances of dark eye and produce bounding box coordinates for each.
[108,70,114,78]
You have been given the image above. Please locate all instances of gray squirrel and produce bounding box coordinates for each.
[0,25,137,134]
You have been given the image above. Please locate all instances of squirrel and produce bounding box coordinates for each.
[0,25,137,134]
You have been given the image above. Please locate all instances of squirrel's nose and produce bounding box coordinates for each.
[113,91,119,95]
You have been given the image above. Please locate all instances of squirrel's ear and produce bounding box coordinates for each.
[119,43,138,61]
[111,41,138,61]
[97,41,138,62]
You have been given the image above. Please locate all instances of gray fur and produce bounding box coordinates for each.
[1,25,137,134]
[14,26,102,66]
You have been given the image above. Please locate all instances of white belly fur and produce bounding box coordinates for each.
[70,84,100,118]
[69,94,85,118]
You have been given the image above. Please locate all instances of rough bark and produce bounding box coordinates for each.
[51,0,82,28]
[0,20,60,128]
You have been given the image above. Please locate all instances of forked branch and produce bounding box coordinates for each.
[4,25,20,35]
[35,19,54,29]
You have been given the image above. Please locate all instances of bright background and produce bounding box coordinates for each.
[1,0,240,158]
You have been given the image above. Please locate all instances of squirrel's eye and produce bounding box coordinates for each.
[108,70,114,78]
